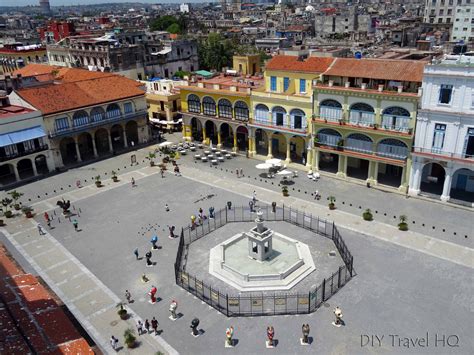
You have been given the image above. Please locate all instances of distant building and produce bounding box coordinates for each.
[38,22,76,44]
[39,0,51,15]
[451,4,474,42]
[233,55,261,75]
[180,3,190,13]
[0,43,47,75]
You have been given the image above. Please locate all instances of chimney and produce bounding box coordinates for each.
[397,85,403,93]
[378,84,384,92]
[345,81,350,88]
[361,83,367,90]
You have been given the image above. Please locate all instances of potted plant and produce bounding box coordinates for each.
[362,208,373,221]
[0,218,4,226]
[373,123,378,130]
[314,137,320,147]
[124,328,137,348]
[95,175,101,187]
[336,139,344,151]
[282,186,289,196]
[8,190,23,210]
[22,206,34,218]
[117,302,128,320]
[398,215,408,231]
[111,171,118,182]
[328,196,336,210]
[148,152,156,167]
[1,198,13,218]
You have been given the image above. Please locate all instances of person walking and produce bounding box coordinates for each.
[236,168,239,178]
[249,200,254,213]
[151,317,159,335]
[125,289,132,303]
[144,319,150,334]
[240,168,243,177]
[131,177,136,187]
[165,204,170,212]
[72,219,78,232]
[110,335,119,351]
[37,224,45,236]
[136,320,144,335]
[160,168,165,178]
[133,248,139,260]
[314,190,320,200]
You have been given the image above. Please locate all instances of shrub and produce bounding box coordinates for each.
[398,215,408,231]
[362,208,373,221]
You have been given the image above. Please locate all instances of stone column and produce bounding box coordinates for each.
[336,155,346,178]
[202,126,207,145]
[398,166,408,192]
[91,137,98,158]
[217,130,222,149]
[285,141,291,164]
[440,169,452,202]
[313,149,319,171]
[408,162,421,196]
[31,159,38,176]
[306,146,313,169]
[267,133,273,158]
[75,140,82,162]
[233,133,238,152]
[123,129,128,148]
[12,164,20,181]
[108,133,113,153]
[367,161,378,185]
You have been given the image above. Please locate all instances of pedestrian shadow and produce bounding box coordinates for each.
[76,229,83,232]
[176,312,183,319]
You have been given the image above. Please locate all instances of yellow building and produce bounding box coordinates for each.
[180,74,263,152]
[0,44,47,75]
[312,58,426,191]
[233,55,261,76]
[249,55,334,167]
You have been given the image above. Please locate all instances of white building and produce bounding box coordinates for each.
[451,4,474,42]
[180,3,190,13]
[409,54,474,206]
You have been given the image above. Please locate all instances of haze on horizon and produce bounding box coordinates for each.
[1,0,211,7]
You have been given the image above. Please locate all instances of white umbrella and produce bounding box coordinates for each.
[265,158,281,165]
[276,169,293,176]
[256,163,272,169]
[158,141,173,147]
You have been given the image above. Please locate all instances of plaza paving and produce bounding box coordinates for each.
[0,137,473,354]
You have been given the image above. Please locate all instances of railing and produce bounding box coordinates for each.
[413,147,474,161]
[317,133,341,147]
[381,115,411,133]
[349,110,375,126]
[175,204,354,317]
[49,110,147,138]
[345,138,373,154]
[376,145,408,160]
[251,118,307,132]
[319,107,343,122]
[0,145,49,162]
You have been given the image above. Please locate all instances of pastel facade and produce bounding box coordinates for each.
[409,55,474,206]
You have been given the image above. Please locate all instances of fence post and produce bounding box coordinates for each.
[226,294,229,317]
[332,221,335,239]
[350,256,354,277]
[322,278,326,302]
[225,205,228,223]
[282,204,284,220]
[308,291,311,313]
[338,266,342,288]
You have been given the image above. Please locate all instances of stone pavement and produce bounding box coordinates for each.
[0,164,177,355]
[180,164,474,270]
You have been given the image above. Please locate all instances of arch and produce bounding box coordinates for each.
[271,132,287,158]
[346,133,373,154]
[289,135,306,164]
[34,154,49,175]
[123,101,134,114]
[255,128,269,156]
[317,128,342,147]
[350,102,375,112]
[450,168,474,203]
[77,132,94,160]
[420,162,445,196]
[110,124,125,150]
[382,106,410,116]
[320,99,342,108]
[187,94,201,113]
[106,103,121,119]
[220,122,233,148]
[349,102,375,126]
[290,109,305,130]
[382,106,411,131]
[59,137,77,165]
[205,120,218,145]
[218,99,233,119]
[0,164,16,185]
[236,125,248,151]
[254,104,269,122]
[90,107,105,122]
[272,106,287,127]
[125,120,138,145]
[190,117,203,141]
[202,96,216,116]
[17,158,34,179]
[95,128,110,155]
[235,101,249,121]
[377,138,408,159]
[72,110,89,127]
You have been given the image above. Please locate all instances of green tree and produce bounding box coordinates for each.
[198,33,236,71]
[167,23,181,34]
[150,15,179,32]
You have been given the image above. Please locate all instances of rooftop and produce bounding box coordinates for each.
[0,103,34,119]
[265,55,335,73]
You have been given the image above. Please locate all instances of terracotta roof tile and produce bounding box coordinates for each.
[17,71,145,115]
[324,58,426,82]
[266,55,335,73]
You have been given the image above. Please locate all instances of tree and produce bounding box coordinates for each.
[198,33,236,71]
[150,15,179,32]
[167,23,181,34]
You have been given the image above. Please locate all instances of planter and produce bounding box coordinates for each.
[14,204,21,211]
[112,176,118,182]
[398,222,408,231]
[95,181,102,188]
[150,161,155,167]
[118,310,128,320]
[282,192,289,197]
[25,211,33,218]
[328,203,336,210]
[0,219,4,226]
[362,212,373,221]
[4,211,13,218]
[125,340,137,349]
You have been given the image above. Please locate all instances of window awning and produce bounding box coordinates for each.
[4,126,46,145]
[0,133,13,148]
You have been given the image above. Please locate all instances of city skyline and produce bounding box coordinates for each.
[0,0,211,7]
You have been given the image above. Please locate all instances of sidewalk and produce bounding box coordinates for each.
[181,164,474,270]
[0,165,177,355]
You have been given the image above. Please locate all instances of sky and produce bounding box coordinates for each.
[1,0,209,7]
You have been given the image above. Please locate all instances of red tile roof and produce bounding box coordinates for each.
[16,66,145,115]
[323,58,426,82]
[265,55,335,73]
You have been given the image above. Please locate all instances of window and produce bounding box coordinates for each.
[432,124,446,152]
[255,104,269,121]
[448,9,452,15]
[187,94,201,113]
[124,102,133,114]
[283,77,289,92]
[270,76,277,91]
[160,101,165,111]
[446,18,451,23]
[55,117,69,131]
[299,79,306,93]
[202,97,216,116]
[235,101,249,121]
[439,84,453,104]
[218,99,233,118]
[72,111,89,127]
[439,9,444,16]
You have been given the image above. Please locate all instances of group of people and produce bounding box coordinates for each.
[191,206,214,229]
[136,317,160,336]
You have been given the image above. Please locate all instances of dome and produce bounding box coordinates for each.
[305,5,315,12]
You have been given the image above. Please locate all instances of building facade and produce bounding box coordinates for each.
[409,55,474,206]
[250,56,334,166]
[451,4,474,42]
[9,66,149,169]
[313,58,426,192]
[0,44,47,75]
[0,94,54,187]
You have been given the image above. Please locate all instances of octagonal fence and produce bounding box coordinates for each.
[174,204,354,317]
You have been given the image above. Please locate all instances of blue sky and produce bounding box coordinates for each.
[1,0,209,7]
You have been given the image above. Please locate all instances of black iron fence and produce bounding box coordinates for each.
[175,204,354,317]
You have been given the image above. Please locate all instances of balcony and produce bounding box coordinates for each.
[183,110,249,122]
[251,118,307,134]
[413,147,474,163]
[49,110,147,138]
[0,144,49,162]
[319,107,343,122]
[381,115,411,133]
[349,110,375,127]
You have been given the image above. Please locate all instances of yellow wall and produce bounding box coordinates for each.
[233,55,261,75]
[180,88,251,116]
[264,70,317,95]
